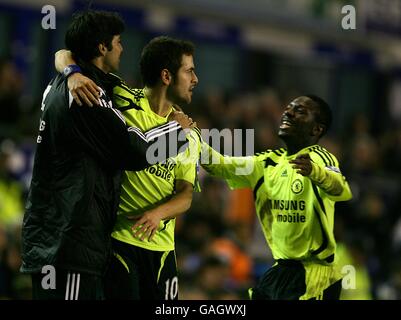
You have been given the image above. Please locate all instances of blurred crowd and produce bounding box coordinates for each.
[0,56,400,300]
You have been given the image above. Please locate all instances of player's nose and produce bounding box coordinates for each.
[192,73,198,85]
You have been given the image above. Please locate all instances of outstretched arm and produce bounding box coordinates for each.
[201,141,257,188]
[128,180,193,241]
[55,49,100,106]
[70,102,193,171]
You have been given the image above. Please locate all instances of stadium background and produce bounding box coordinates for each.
[0,0,400,300]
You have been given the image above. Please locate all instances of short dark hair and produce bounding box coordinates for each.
[305,94,332,136]
[65,10,125,62]
[140,36,195,87]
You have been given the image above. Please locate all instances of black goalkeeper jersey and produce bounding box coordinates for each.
[21,63,186,276]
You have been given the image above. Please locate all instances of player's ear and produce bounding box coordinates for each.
[312,123,324,137]
[98,43,107,56]
[161,69,172,85]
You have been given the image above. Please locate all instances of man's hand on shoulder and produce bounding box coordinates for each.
[68,73,100,107]
[168,111,196,130]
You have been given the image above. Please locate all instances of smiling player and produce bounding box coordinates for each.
[202,95,353,300]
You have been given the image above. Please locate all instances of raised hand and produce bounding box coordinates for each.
[289,154,312,176]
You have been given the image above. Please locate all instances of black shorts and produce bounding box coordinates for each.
[250,259,342,300]
[104,239,178,300]
[31,268,104,300]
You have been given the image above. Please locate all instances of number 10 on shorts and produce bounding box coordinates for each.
[165,276,178,300]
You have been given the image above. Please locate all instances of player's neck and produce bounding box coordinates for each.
[285,141,314,156]
[144,86,172,118]
[91,57,112,74]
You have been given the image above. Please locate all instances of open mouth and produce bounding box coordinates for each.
[279,119,292,129]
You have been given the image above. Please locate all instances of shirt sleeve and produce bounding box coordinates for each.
[69,96,188,171]
[201,141,263,189]
[174,129,201,192]
[309,151,353,202]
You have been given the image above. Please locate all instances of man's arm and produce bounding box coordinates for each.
[128,180,193,241]
[55,49,99,106]
[69,96,193,171]
[55,49,73,73]
[201,141,258,189]
[289,154,352,201]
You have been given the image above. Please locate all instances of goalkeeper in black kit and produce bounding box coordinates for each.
[20,10,193,300]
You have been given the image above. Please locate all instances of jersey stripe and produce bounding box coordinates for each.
[65,272,71,300]
[149,122,180,135]
[68,91,74,109]
[254,149,272,158]
[111,108,126,124]
[145,122,181,141]
[319,147,334,167]
[75,273,80,300]
[311,147,329,166]
[264,158,277,168]
[312,183,326,216]
[272,149,282,157]
[128,124,182,143]
[114,94,143,111]
[192,127,202,141]
[70,273,75,300]
[310,184,329,256]
[317,146,336,167]
[146,121,179,138]
[310,207,328,256]
[253,176,265,199]
[315,146,332,166]
[118,83,136,95]
[127,127,147,141]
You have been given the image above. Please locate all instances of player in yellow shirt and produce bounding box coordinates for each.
[202,95,353,300]
[55,36,201,299]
